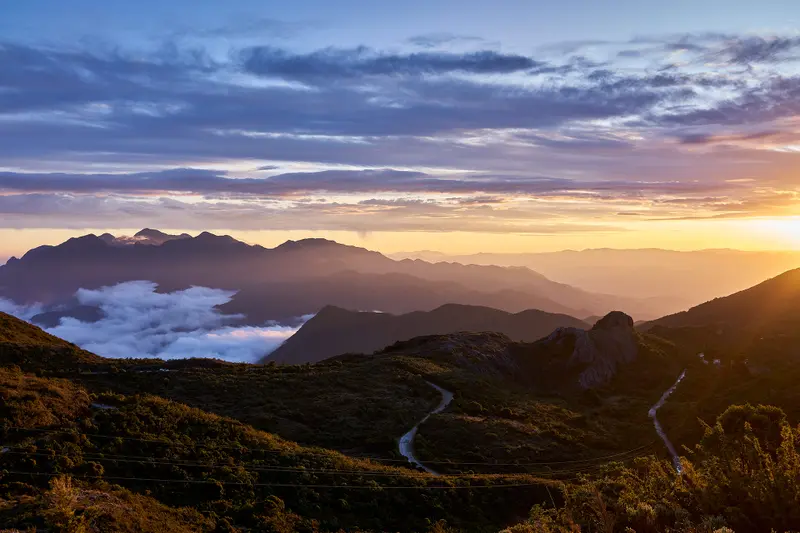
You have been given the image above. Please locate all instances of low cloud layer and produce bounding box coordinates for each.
[0,298,44,320]
[8,281,309,362]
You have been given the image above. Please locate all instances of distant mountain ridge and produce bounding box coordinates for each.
[265,303,589,364]
[392,248,800,316]
[105,228,193,246]
[0,230,655,326]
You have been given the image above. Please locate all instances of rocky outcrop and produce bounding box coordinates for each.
[382,331,519,376]
[545,311,638,388]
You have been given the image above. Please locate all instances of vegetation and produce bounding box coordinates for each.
[504,404,800,533]
[1,475,214,533]
[5,299,800,531]
[0,366,560,532]
[0,311,105,370]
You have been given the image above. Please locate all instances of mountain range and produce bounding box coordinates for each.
[0,229,661,325]
[394,248,800,314]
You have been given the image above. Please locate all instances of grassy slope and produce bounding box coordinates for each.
[0,367,560,532]
[639,269,800,450]
[51,332,686,474]
[1,476,215,533]
[0,311,105,369]
[2,313,688,481]
[387,331,687,474]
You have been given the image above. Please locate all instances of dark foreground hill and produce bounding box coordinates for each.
[0,311,105,369]
[266,304,588,364]
[0,230,658,324]
[0,313,559,532]
[637,268,800,459]
[3,307,800,531]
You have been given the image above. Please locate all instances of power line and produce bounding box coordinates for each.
[3,425,658,468]
[0,448,637,478]
[0,470,557,490]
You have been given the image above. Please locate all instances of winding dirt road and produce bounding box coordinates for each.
[398,381,454,475]
[649,369,686,472]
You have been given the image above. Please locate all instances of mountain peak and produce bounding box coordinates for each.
[274,238,343,251]
[135,228,170,238]
[541,310,638,389]
[61,234,109,249]
[193,231,238,244]
[314,304,355,317]
[592,311,634,331]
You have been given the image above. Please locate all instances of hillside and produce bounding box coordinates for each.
[642,267,800,351]
[0,311,79,345]
[266,304,589,364]
[0,311,105,369]
[0,327,560,532]
[53,312,691,478]
[3,303,800,531]
[637,268,800,453]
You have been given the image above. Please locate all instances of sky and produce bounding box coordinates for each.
[2,0,800,258]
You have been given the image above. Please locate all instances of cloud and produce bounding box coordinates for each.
[406,33,486,49]
[0,167,739,197]
[1,31,800,234]
[240,46,546,81]
[13,281,311,362]
[719,36,800,65]
[173,17,307,40]
[0,298,44,320]
[676,130,783,145]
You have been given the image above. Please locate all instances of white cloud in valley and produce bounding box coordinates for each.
[7,281,309,362]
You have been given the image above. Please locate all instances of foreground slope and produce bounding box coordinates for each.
[56,312,689,477]
[0,311,105,369]
[266,304,588,364]
[5,307,799,531]
[0,315,560,532]
[638,268,800,450]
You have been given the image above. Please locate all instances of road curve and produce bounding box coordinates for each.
[649,369,686,473]
[398,381,454,476]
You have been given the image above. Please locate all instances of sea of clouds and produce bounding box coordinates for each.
[0,281,309,362]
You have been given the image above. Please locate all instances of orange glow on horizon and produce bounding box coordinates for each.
[5,216,800,260]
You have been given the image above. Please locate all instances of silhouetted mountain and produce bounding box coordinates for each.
[220,270,583,325]
[0,230,647,323]
[266,303,589,364]
[643,268,800,350]
[97,228,193,246]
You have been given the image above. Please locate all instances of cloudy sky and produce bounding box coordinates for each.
[2,0,800,257]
